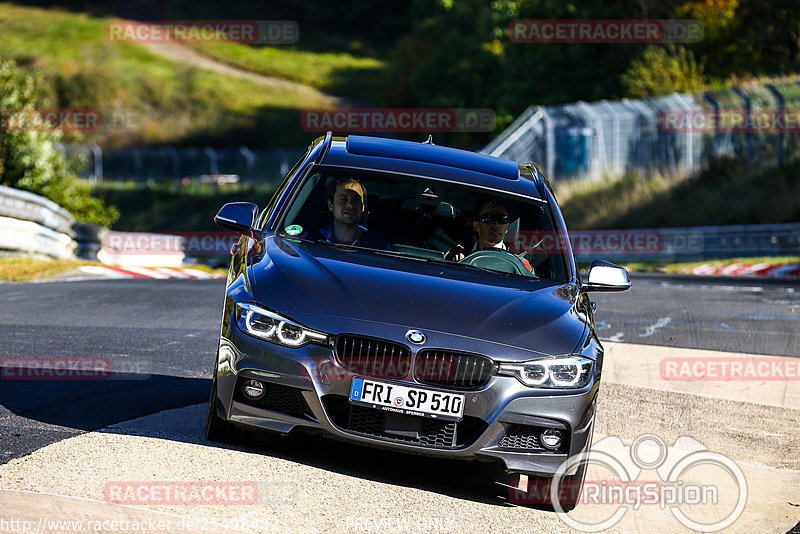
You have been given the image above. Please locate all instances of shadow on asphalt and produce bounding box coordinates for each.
[0,369,545,510]
[108,406,537,510]
[219,428,520,508]
[0,370,209,463]
[0,371,209,431]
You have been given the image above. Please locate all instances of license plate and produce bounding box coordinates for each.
[349,377,465,422]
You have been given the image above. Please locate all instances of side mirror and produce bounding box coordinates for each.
[214,202,261,239]
[583,260,631,292]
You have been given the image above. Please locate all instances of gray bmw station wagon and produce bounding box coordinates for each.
[206,133,630,510]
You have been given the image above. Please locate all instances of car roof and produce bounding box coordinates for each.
[316,135,545,200]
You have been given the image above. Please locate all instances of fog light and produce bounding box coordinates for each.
[540,429,562,450]
[242,379,265,400]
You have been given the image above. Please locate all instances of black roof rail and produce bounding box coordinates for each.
[522,162,548,197]
[314,131,334,163]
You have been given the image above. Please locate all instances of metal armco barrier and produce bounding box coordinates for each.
[1,182,797,266]
[571,223,800,264]
[73,222,107,260]
[0,185,77,259]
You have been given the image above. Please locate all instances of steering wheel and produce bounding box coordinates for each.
[459,248,531,276]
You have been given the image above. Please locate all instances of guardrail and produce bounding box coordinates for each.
[2,184,797,266]
[0,185,77,259]
[569,223,800,264]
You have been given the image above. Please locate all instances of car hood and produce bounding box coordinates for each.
[250,237,586,355]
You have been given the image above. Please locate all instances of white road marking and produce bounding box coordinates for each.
[78,266,132,278]
[121,266,170,279]
[638,317,672,337]
[657,281,765,292]
[726,426,784,438]
[76,266,223,280]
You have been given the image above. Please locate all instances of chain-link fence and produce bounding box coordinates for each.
[483,80,800,182]
[59,145,305,185]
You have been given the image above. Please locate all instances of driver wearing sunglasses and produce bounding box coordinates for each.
[445,199,532,271]
[473,201,512,250]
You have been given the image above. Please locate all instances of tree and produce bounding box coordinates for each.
[0,59,118,227]
[621,44,707,98]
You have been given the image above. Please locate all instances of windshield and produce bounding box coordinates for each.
[277,168,570,283]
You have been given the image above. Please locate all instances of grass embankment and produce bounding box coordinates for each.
[0,256,98,281]
[0,3,381,147]
[186,42,387,102]
[0,256,226,281]
[92,181,277,231]
[557,157,800,230]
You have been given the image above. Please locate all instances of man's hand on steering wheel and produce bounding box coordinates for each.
[443,244,466,261]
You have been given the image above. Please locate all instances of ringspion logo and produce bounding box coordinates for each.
[510,434,747,532]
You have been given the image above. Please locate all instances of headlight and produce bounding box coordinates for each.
[497,355,593,389]
[235,302,330,348]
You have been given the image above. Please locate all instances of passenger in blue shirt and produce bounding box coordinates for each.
[316,177,390,250]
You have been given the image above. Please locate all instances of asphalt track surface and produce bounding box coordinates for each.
[592,273,800,357]
[0,275,798,533]
[0,279,222,465]
[0,275,798,463]
[0,274,798,468]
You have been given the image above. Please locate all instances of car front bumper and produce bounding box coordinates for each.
[213,322,598,477]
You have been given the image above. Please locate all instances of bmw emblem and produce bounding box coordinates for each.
[406,330,426,345]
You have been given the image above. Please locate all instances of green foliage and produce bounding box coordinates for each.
[558,157,800,230]
[184,43,387,102]
[0,3,338,148]
[93,181,276,231]
[676,0,739,41]
[383,0,667,144]
[621,45,707,98]
[2,0,798,154]
[676,0,800,79]
[382,0,798,129]
[0,59,119,226]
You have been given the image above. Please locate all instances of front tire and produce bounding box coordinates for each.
[506,425,594,513]
[204,375,237,443]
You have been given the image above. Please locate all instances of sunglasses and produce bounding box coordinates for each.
[476,213,510,224]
